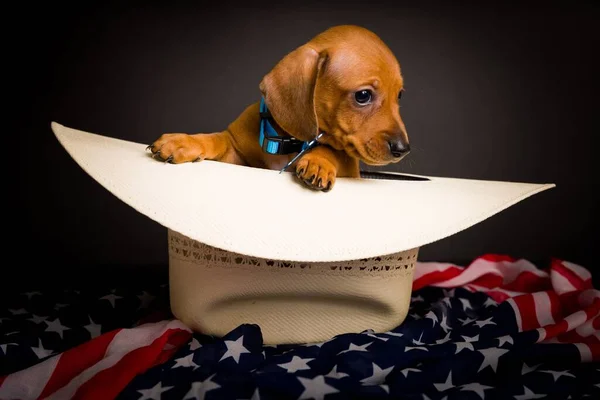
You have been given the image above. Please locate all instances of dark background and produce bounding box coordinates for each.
[9,1,598,292]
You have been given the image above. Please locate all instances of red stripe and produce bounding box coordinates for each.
[0,375,6,387]
[540,319,570,341]
[512,295,539,331]
[39,329,120,398]
[412,268,462,291]
[551,260,587,291]
[547,291,563,322]
[71,328,191,400]
[504,271,551,293]
[479,254,517,263]
[470,274,503,289]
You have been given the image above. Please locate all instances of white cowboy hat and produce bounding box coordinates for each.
[51,122,555,344]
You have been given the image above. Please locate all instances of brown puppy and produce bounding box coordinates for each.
[148,25,410,191]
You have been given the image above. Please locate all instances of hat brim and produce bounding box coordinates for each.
[51,122,555,263]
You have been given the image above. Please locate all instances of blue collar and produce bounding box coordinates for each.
[259,97,324,173]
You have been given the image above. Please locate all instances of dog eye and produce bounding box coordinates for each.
[354,90,372,105]
[398,91,403,101]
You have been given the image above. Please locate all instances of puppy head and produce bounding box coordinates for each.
[260,25,410,166]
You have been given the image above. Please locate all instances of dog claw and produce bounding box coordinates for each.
[146,144,153,151]
[165,155,174,163]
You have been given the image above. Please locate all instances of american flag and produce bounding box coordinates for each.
[1,255,599,399]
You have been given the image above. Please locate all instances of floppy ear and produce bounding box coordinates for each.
[259,45,327,141]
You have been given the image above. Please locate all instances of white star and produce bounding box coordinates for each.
[483,298,497,307]
[137,291,156,309]
[461,334,479,343]
[366,333,389,342]
[439,314,451,333]
[31,339,53,359]
[522,362,541,375]
[8,308,28,315]
[184,374,220,400]
[337,341,372,355]
[84,316,102,338]
[434,371,454,392]
[250,388,261,400]
[23,291,42,299]
[461,383,492,399]
[54,303,68,310]
[455,342,475,354]
[442,297,452,307]
[220,335,250,363]
[384,331,404,338]
[278,356,315,373]
[173,353,199,370]
[497,335,514,347]
[28,314,48,324]
[405,346,428,352]
[474,317,496,328]
[137,382,173,400]
[325,364,349,379]
[458,317,476,326]
[190,338,202,351]
[400,367,420,377]
[0,317,8,324]
[45,318,70,339]
[360,362,394,385]
[380,385,390,394]
[297,376,338,400]
[539,370,575,382]
[99,294,122,308]
[409,313,422,320]
[425,311,438,326]
[412,332,426,345]
[477,348,509,373]
[514,386,545,400]
[459,298,472,311]
[412,295,425,302]
[435,332,452,345]
[0,343,17,354]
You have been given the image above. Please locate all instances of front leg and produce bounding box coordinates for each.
[295,145,359,192]
[147,131,241,164]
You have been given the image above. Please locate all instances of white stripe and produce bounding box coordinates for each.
[0,354,61,400]
[432,259,503,288]
[564,310,589,332]
[506,298,523,331]
[536,327,547,342]
[497,258,548,283]
[533,292,555,327]
[574,343,593,362]
[413,262,459,281]
[575,316,599,337]
[550,269,578,295]
[46,320,190,400]
[561,261,592,281]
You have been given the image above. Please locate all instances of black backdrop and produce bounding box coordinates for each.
[10,1,598,292]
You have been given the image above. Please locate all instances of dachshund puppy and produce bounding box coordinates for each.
[147,25,410,191]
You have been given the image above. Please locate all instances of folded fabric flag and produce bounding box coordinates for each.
[1,255,598,399]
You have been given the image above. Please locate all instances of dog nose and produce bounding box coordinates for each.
[388,140,411,158]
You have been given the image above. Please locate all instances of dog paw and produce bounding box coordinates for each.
[295,155,337,192]
[147,134,205,163]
